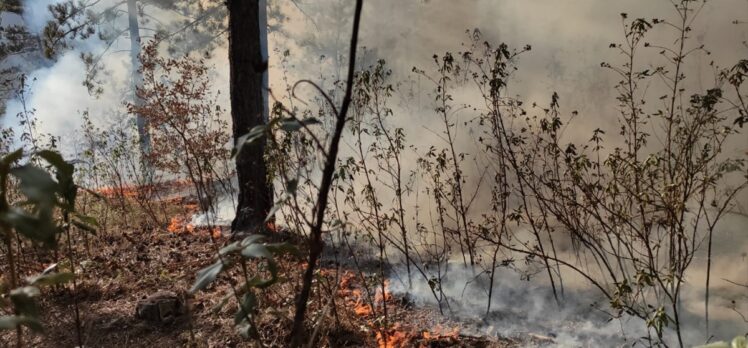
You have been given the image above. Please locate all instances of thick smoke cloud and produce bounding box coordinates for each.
[9,0,748,152]
[21,0,56,32]
[2,0,135,148]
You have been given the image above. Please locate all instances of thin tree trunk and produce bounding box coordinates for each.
[127,0,152,182]
[288,1,363,345]
[705,225,714,340]
[227,0,272,234]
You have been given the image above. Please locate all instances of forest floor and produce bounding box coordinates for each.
[0,198,535,347]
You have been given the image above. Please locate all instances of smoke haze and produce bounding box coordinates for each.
[3,0,748,345]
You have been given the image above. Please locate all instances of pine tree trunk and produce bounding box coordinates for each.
[227,0,272,233]
[127,0,152,181]
[259,0,269,121]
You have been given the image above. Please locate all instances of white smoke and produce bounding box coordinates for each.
[189,181,237,228]
[20,0,58,33]
[3,50,129,137]
[388,258,745,347]
[4,0,748,344]
[2,0,134,147]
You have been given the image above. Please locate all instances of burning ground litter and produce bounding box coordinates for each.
[0,187,517,347]
[6,174,743,347]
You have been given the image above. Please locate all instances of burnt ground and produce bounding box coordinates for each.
[0,203,522,348]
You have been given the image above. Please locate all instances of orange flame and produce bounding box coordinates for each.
[339,272,354,289]
[327,271,420,348]
[375,280,392,303]
[376,325,411,348]
[210,227,222,238]
[96,185,141,198]
[352,290,374,316]
[333,272,375,317]
[167,216,190,233]
[167,216,221,238]
[421,325,459,340]
[335,274,395,318]
[95,179,195,199]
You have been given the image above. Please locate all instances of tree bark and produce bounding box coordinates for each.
[227,0,272,233]
[127,0,152,181]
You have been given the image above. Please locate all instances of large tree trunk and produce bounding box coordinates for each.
[127,0,152,181]
[259,0,268,121]
[227,0,272,233]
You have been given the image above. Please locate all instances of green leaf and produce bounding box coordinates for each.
[733,336,748,348]
[219,241,241,256]
[10,286,40,317]
[245,259,280,290]
[211,292,233,314]
[0,149,23,172]
[236,322,257,339]
[232,125,268,159]
[279,117,321,132]
[264,202,284,223]
[72,219,97,234]
[36,150,76,203]
[73,213,100,228]
[695,337,748,348]
[286,179,298,195]
[234,291,257,325]
[36,150,74,177]
[27,272,74,287]
[10,286,40,300]
[694,342,730,348]
[190,261,225,294]
[240,235,265,247]
[241,244,272,259]
[79,260,95,270]
[41,263,58,275]
[0,315,43,332]
[1,208,57,247]
[266,242,301,257]
[0,315,22,330]
[10,165,59,204]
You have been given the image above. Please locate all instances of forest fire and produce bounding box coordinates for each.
[166,215,221,238]
[94,181,227,238]
[421,325,460,340]
[166,216,193,234]
[335,272,397,318]
[167,207,276,238]
[5,0,746,346]
[336,272,373,317]
[333,271,443,348]
[95,185,142,198]
[94,179,195,199]
[375,279,392,303]
[336,274,394,317]
[376,324,411,348]
[353,294,374,317]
